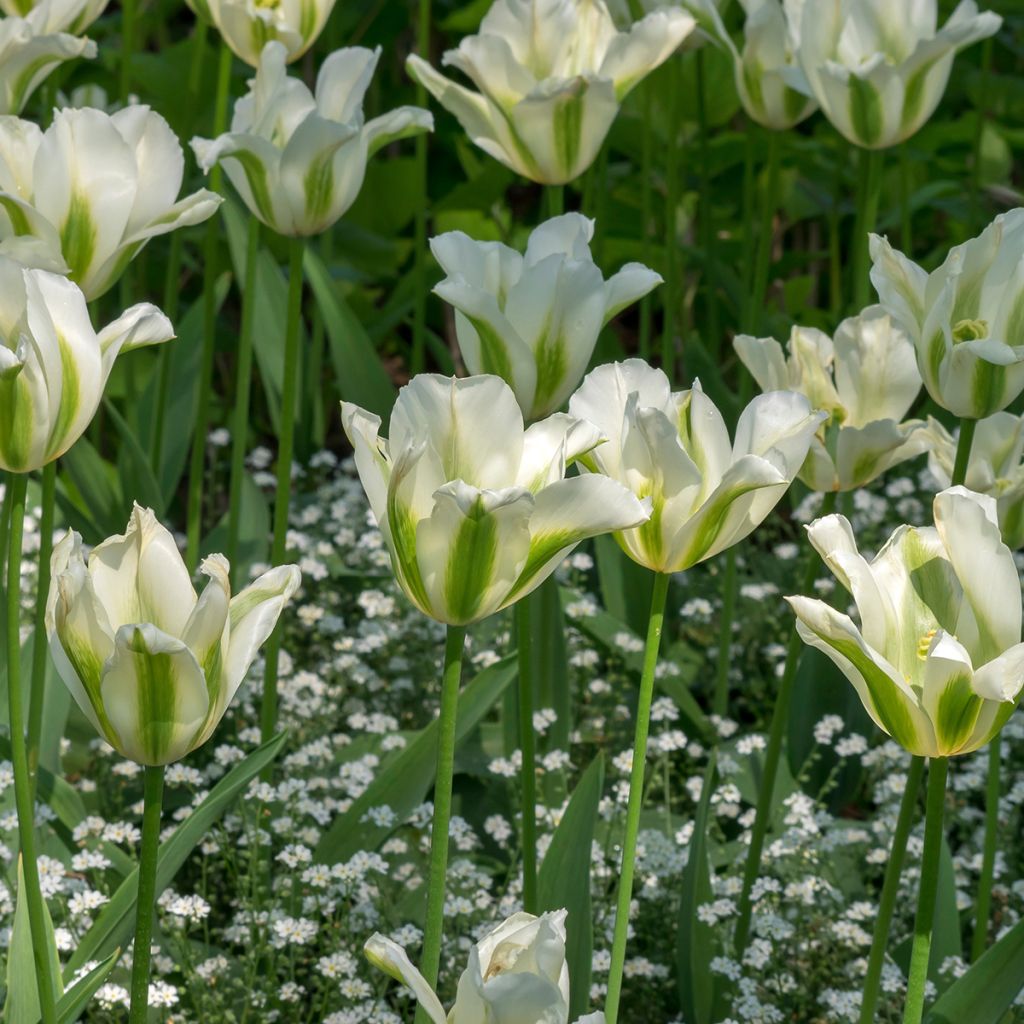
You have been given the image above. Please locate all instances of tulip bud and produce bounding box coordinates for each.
[568,359,825,573]
[788,487,1024,757]
[192,42,433,238]
[47,506,302,766]
[406,0,696,185]
[342,373,650,626]
[431,214,661,422]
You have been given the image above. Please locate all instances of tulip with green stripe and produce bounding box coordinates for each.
[870,209,1024,419]
[46,505,302,765]
[0,0,109,33]
[406,0,696,185]
[787,487,1024,758]
[342,373,650,627]
[192,41,433,238]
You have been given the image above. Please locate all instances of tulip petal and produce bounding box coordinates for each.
[340,402,390,533]
[602,262,662,323]
[516,413,604,492]
[921,631,983,755]
[315,45,380,123]
[363,106,434,158]
[599,7,695,98]
[364,934,448,1024]
[869,233,928,334]
[834,418,929,490]
[191,132,285,233]
[97,302,175,378]
[181,554,231,688]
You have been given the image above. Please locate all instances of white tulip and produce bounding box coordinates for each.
[785,0,1001,149]
[686,0,816,130]
[192,42,433,238]
[788,487,1024,757]
[342,373,649,626]
[187,0,336,67]
[0,257,173,473]
[567,359,824,573]
[366,910,604,1024]
[47,505,302,766]
[407,0,696,185]
[734,306,928,492]
[431,214,661,422]
[870,209,1024,419]
[0,0,109,33]
[0,105,222,299]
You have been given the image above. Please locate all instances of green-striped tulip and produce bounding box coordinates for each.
[47,506,302,766]
[785,0,1001,149]
[406,0,695,185]
[685,0,816,131]
[192,41,432,238]
[0,105,222,299]
[431,214,661,422]
[927,414,1024,549]
[567,359,825,574]
[0,258,173,473]
[0,0,109,33]
[734,305,929,493]
[788,487,1024,757]
[870,210,1024,419]
[342,373,650,626]
[187,0,336,67]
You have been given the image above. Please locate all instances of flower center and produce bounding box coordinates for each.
[952,318,988,343]
[917,629,937,660]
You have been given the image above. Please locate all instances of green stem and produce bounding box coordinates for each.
[151,232,183,466]
[829,139,846,320]
[745,130,780,335]
[734,489,838,953]
[547,185,565,219]
[604,571,670,1024]
[414,625,466,1024]
[638,82,654,360]
[26,461,56,785]
[662,56,681,383]
[119,0,135,103]
[260,236,305,747]
[899,145,913,254]
[952,418,977,487]
[5,473,58,1024]
[0,473,10,599]
[696,49,720,351]
[852,147,883,310]
[858,755,925,1024]
[903,757,949,1024]
[128,764,166,1024]
[971,734,1001,960]
[411,0,431,376]
[712,548,737,718]
[517,595,538,914]
[968,37,993,235]
[226,216,261,582]
[185,42,232,572]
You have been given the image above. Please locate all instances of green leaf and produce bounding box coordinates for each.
[200,472,270,579]
[526,576,571,751]
[52,950,120,1024]
[66,731,288,975]
[537,753,604,1021]
[315,656,517,863]
[103,398,165,517]
[59,437,124,541]
[5,859,63,1023]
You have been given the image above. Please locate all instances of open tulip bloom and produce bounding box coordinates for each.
[406,0,695,185]
[788,487,1024,758]
[0,256,173,472]
[47,505,302,766]
[735,306,929,493]
[0,0,108,33]
[567,359,825,574]
[784,0,1001,149]
[192,41,433,238]
[0,105,222,299]
[431,214,662,422]
[342,373,650,626]
[870,209,1024,420]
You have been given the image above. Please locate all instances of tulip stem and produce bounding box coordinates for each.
[744,129,780,335]
[734,490,838,954]
[972,735,1002,960]
[852,147,883,310]
[638,82,654,360]
[128,764,165,1024]
[414,625,466,1024]
[696,49,720,351]
[712,547,737,718]
[858,754,925,1024]
[547,185,564,218]
[226,216,261,582]
[260,236,305,748]
[151,232,183,467]
[517,594,538,914]
[120,0,135,103]
[605,570,670,1024]
[5,473,59,1024]
[411,0,431,376]
[26,460,56,786]
[662,55,681,383]
[899,145,913,254]
[903,757,949,1024]
[952,418,977,487]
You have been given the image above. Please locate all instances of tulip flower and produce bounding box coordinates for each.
[431,214,661,422]
[342,373,649,626]
[186,0,336,66]
[47,505,301,766]
[366,910,604,1024]
[685,0,816,131]
[927,414,1024,549]
[870,210,1024,419]
[0,0,109,33]
[192,42,433,238]
[785,0,1001,149]
[788,487,1024,757]
[0,258,173,473]
[567,359,824,574]
[406,0,696,185]
[0,106,222,299]
[0,0,97,114]
[734,306,928,493]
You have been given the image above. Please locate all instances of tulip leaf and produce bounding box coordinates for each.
[103,398,165,517]
[66,731,288,975]
[315,656,517,863]
[50,950,120,1024]
[525,577,572,751]
[58,437,124,541]
[537,753,604,1021]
